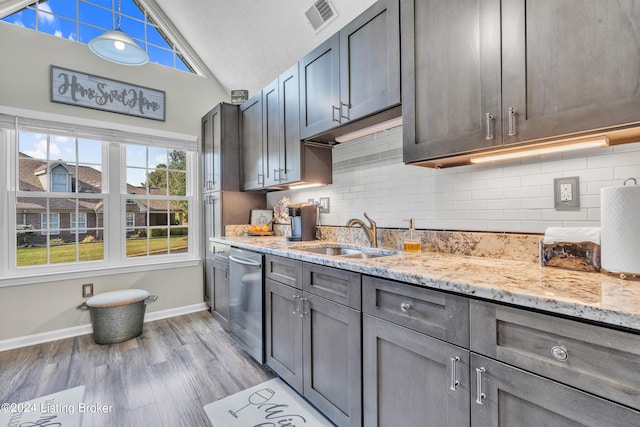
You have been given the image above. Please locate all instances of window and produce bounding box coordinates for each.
[40,213,60,235]
[2,115,197,277]
[71,212,87,234]
[126,211,135,231]
[125,145,189,258]
[1,0,198,73]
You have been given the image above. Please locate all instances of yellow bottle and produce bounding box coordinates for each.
[403,218,421,252]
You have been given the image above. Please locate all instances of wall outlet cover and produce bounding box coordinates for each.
[82,283,93,298]
[319,197,330,213]
[554,176,580,210]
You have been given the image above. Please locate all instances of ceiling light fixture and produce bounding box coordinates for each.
[88,0,148,66]
[469,136,609,164]
[334,116,403,143]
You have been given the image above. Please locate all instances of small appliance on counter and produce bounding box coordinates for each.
[286,203,317,241]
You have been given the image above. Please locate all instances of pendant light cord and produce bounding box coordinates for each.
[116,0,122,30]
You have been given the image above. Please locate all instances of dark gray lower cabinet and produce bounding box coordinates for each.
[265,278,303,391]
[212,256,229,330]
[303,292,361,427]
[265,263,362,427]
[363,315,470,427]
[471,354,640,427]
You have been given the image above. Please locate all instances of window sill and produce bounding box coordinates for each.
[0,258,202,288]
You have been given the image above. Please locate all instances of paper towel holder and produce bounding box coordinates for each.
[623,177,637,186]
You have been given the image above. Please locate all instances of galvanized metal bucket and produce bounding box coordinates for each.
[77,289,158,345]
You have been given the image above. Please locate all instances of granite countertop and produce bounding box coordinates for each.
[212,236,640,333]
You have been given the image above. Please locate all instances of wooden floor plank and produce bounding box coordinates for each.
[0,310,274,426]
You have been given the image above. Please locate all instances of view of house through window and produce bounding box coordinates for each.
[17,132,105,266]
[1,0,195,73]
[14,129,192,268]
[125,144,189,258]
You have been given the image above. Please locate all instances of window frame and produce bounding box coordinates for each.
[40,212,60,235]
[0,114,199,285]
[70,212,87,234]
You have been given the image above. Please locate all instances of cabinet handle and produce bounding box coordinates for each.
[400,302,412,312]
[450,356,460,391]
[551,345,569,361]
[274,169,280,182]
[300,297,308,318]
[485,113,495,140]
[332,105,341,123]
[292,295,300,315]
[507,107,517,136]
[475,367,487,404]
[258,173,263,185]
[279,168,286,182]
[340,102,351,121]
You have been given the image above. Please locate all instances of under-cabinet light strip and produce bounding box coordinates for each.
[469,137,609,164]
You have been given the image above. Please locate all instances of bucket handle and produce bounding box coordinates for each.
[76,302,89,311]
[145,295,158,305]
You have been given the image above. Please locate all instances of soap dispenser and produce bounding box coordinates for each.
[403,218,421,252]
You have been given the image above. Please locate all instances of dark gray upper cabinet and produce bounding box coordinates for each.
[300,33,341,139]
[242,65,332,190]
[202,103,242,193]
[402,0,502,163]
[339,0,401,123]
[403,0,640,165]
[501,0,640,145]
[300,0,401,140]
[239,93,263,191]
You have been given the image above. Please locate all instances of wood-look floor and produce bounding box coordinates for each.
[0,310,274,427]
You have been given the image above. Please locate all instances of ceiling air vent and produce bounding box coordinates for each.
[305,0,338,32]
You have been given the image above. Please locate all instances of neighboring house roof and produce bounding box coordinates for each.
[17,153,171,213]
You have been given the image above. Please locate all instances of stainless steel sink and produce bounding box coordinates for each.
[294,244,399,259]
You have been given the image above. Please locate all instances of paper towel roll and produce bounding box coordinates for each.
[601,184,640,274]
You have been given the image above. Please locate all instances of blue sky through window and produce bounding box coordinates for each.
[2,0,193,73]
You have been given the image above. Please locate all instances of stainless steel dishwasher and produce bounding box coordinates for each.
[228,248,264,363]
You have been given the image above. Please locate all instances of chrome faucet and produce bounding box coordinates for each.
[346,213,377,248]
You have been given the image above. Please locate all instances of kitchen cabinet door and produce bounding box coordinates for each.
[340,0,400,123]
[501,0,640,145]
[471,354,640,427]
[240,93,264,190]
[212,257,230,330]
[363,315,470,427]
[265,279,303,391]
[202,103,241,193]
[302,292,361,427]
[402,0,502,163]
[262,79,280,187]
[278,63,301,184]
[299,33,340,139]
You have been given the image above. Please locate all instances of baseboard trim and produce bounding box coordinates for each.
[0,303,209,353]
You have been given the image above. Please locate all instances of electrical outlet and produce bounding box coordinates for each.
[554,176,580,210]
[319,197,330,213]
[82,283,93,298]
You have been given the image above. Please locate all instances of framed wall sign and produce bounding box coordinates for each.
[50,65,166,121]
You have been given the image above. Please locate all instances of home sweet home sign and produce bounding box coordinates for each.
[50,65,165,121]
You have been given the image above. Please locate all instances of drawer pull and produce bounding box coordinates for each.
[551,345,569,361]
[292,295,300,315]
[475,367,486,404]
[450,357,460,391]
[400,302,412,313]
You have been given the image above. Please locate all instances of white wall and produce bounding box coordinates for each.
[268,126,640,233]
[0,21,226,342]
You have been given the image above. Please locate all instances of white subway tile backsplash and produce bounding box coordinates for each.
[266,126,640,233]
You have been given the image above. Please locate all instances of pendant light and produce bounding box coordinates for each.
[88,0,149,66]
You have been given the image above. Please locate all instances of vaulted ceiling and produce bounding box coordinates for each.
[153,0,376,96]
[0,0,378,97]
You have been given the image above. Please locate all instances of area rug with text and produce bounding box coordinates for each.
[0,385,86,427]
[203,378,333,427]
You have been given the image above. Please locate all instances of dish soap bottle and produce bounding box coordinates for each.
[403,218,421,252]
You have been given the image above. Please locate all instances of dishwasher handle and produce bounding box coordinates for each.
[229,255,262,268]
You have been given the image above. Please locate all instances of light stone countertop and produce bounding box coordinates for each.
[212,236,640,333]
